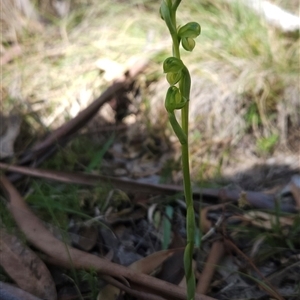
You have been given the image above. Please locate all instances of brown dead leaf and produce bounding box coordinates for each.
[68,223,98,252]
[129,249,176,275]
[200,207,213,234]
[98,249,176,300]
[156,233,185,285]
[0,229,57,300]
[200,204,225,233]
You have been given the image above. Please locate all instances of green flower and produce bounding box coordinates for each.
[163,57,184,73]
[159,0,170,21]
[178,22,201,38]
[165,86,186,113]
[182,37,196,51]
[178,22,201,51]
[159,1,176,34]
[166,71,181,85]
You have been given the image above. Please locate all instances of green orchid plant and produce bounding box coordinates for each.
[160,1,201,299]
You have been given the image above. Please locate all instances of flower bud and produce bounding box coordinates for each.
[165,86,186,113]
[163,57,184,73]
[178,22,201,38]
[166,71,182,85]
[159,1,168,20]
[181,37,196,51]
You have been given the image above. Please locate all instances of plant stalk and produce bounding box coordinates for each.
[172,17,195,300]
[161,1,200,298]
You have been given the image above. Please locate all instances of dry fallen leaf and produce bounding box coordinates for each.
[68,223,98,251]
[200,204,225,233]
[0,229,57,300]
[156,233,185,285]
[98,249,176,300]
[129,249,176,275]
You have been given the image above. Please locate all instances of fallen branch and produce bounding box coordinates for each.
[0,162,296,213]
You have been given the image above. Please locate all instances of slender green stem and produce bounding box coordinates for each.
[181,71,195,300]
[181,106,191,206]
[168,112,187,145]
[170,9,180,58]
[174,26,195,300]
[161,2,200,298]
[172,0,182,11]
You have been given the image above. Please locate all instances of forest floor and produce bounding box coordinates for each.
[1,1,299,299]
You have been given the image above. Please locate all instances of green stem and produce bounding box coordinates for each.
[170,10,180,58]
[169,112,187,145]
[172,0,182,11]
[174,24,195,300]
[181,105,191,206]
[182,100,195,300]
[161,2,197,298]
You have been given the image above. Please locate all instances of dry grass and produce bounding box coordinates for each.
[147,0,299,183]
[1,0,299,184]
[2,1,162,126]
